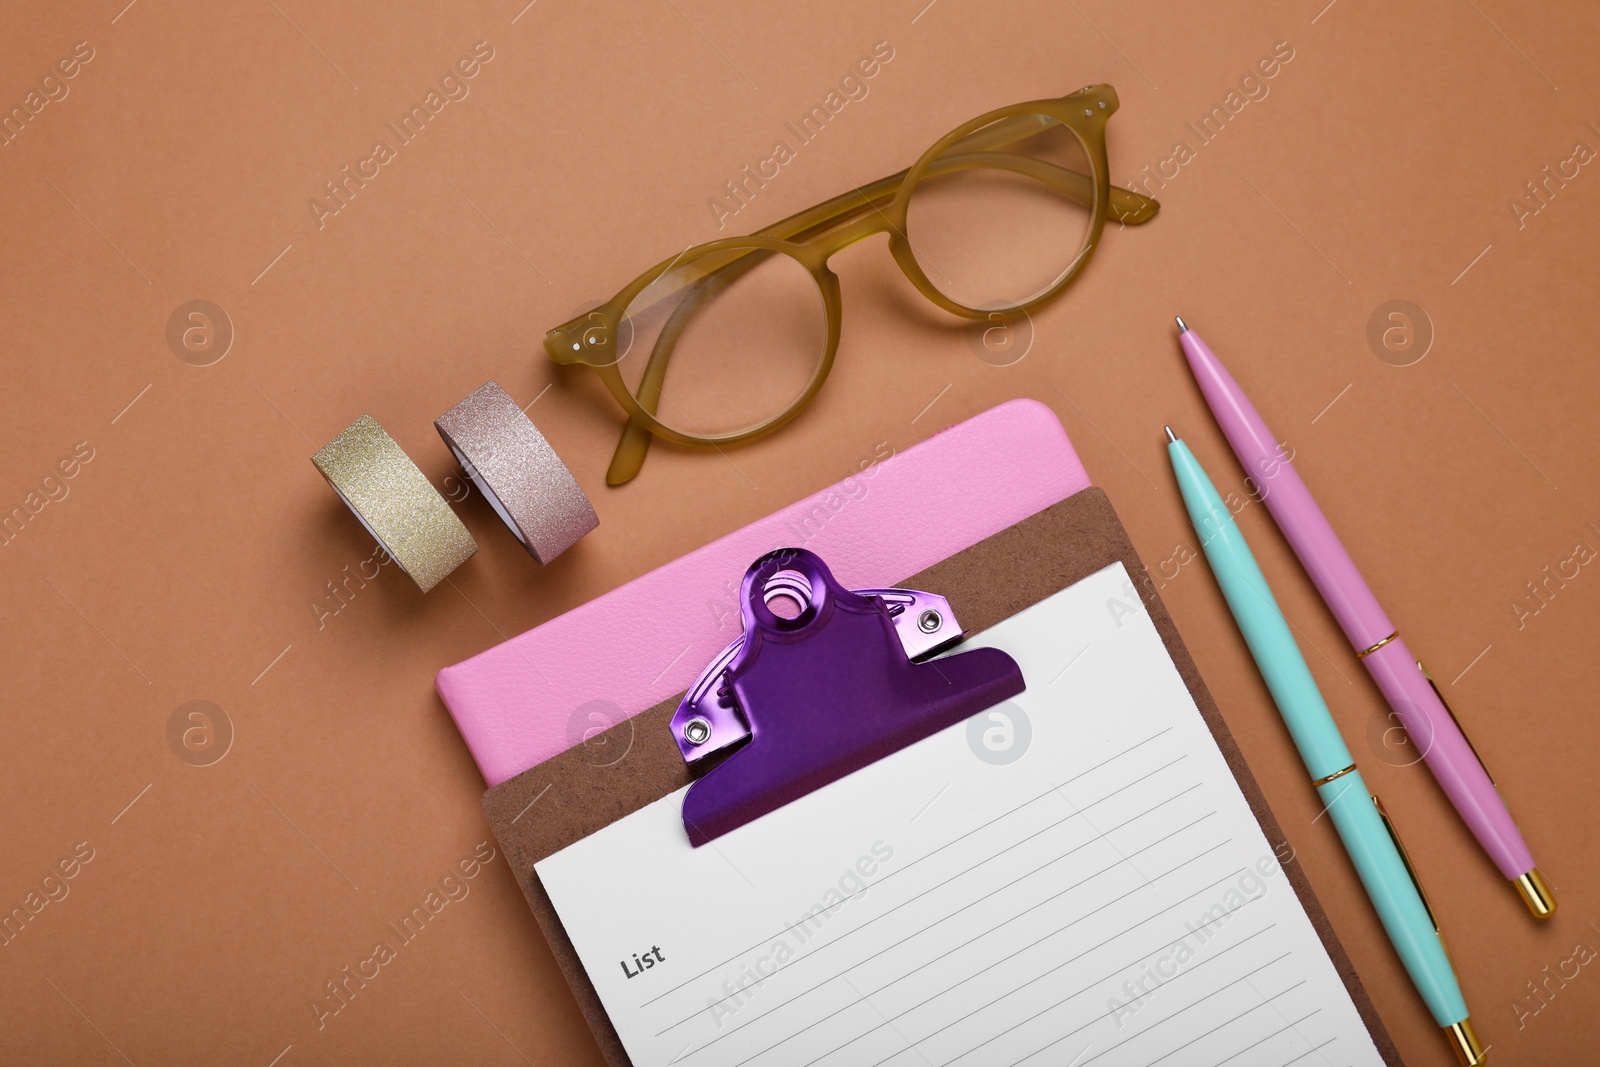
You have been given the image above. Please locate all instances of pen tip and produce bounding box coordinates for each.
[1446,1019,1487,1066]
[1174,315,1188,333]
[1515,868,1558,919]
[1164,426,1177,443]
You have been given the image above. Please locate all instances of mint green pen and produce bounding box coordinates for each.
[1166,428,1485,1066]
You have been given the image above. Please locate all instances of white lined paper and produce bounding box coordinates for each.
[539,563,1382,1067]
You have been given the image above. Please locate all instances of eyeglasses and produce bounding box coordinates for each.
[545,84,1159,485]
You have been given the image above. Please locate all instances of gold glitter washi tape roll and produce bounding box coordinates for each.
[312,414,477,592]
[435,381,598,564]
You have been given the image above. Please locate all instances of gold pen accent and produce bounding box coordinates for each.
[1373,795,1440,932]
[1355,629,1400,658]
[1417,661,1496,787]
[1514,868,1558,920]
[1311,763,1356,787]
[1446,1018,1487,1065]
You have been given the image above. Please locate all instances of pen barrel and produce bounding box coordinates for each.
[1247,461,1394,650]
[1318,770,1468,1027]
[1169,441,1351,779]
[1178,331,1395,649]
[1363,638,1534,879]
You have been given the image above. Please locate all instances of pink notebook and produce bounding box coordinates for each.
[436,399,1090,786]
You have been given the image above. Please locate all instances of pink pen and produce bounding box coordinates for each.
[1176,317,1555,919]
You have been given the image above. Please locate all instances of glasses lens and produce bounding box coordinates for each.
[617,247,827,438]
[905,113,1096,311]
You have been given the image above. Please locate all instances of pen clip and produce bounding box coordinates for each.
[1372,794,1439,933]
[1417,660,1497,788]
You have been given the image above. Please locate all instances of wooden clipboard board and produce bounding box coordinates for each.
[482,487,1403,1067]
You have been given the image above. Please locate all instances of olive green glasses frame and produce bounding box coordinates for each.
[545,83,1159,485]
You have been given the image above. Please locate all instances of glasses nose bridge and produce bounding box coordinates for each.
[801,207,895,261]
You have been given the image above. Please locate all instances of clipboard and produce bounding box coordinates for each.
[483,487,1402,1067]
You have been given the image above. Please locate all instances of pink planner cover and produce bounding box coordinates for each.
[436,398,1090,786]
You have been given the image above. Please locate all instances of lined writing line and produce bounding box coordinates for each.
[641,729,1175,1008]
[667,783,1211,1043]
[1011,957,1298,1067]
[735,828,1231,1067]
[696,840,1233,1063]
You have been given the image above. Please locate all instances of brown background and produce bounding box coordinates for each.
[1,0,1596,1064]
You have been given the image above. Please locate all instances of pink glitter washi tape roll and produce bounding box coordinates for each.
[434,381,598,564]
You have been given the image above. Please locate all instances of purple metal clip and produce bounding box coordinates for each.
[671,584,962,765]
[674,548,1024,847]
